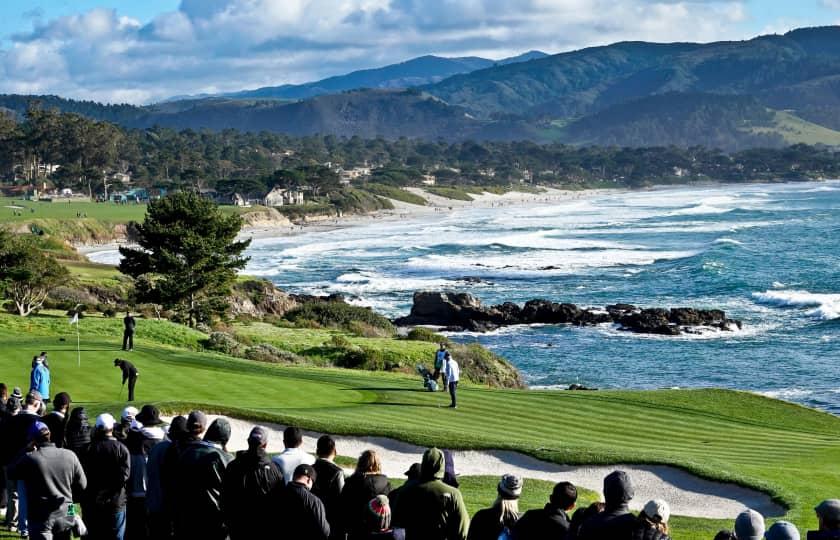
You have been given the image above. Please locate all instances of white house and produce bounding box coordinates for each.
[264,187,304,207]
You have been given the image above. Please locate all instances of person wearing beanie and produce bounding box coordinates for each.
[342,449,392,540]
[173,411,230,540]
[146,415,186,539]
[394,447,469,540]
[81,413,131,540]
[630,499,672,540]
[466,474,522,540]
[810,499,840,539]
[361,495,405,539]
[513,481,578,539]
[578,470,638,540]
[312,435,346,540]
[281,463,330,539]
[42,392,71,448]
[736,509,766,540]
[223,426,285,540]
[8,421,87,540]
[766,521,800,540]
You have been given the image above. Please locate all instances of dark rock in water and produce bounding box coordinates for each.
[395,291,742,337]
[568,383,597,391]
[291,293,346,304]
[461,276,485,283]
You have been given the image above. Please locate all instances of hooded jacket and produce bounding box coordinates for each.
[395,448,469,540]
[512,504,571,540]
[578,471,637,540]
[64,408,91,460]
[222,447,285,540]
[312,458,346,539]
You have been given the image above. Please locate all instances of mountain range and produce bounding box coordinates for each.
[4,27,840,149]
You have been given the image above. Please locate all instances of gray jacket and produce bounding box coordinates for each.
[10,443,87,522]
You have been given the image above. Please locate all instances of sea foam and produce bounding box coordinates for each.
[752,290,840,320]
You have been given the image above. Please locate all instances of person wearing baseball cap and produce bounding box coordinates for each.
[281,463,330,539]
[735,509,766,540]
[513,481,579,539]
[83,413,130,540]
[173,411,230,540]
[468,474,523,539]
[810,499,840,539]
[7,420,86,540]
[629,499,672,540]
[223,426,285,540]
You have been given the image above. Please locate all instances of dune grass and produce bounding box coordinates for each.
[0,313,838,538]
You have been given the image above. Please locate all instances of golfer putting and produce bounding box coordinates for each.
[114,358,139,401]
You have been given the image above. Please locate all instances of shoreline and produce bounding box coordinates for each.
[75,185,622,256]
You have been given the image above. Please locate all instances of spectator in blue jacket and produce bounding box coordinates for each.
[29,357,50,403]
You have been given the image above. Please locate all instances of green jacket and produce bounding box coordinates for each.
[396,447,469,540]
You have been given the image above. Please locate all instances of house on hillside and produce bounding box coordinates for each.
[230,193,250,207]
[264,187,304,207]
[339,166,372,185]
[421,174,436,186]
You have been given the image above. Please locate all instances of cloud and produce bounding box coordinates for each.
[0,0,757,104]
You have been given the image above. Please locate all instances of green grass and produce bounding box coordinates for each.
[425,186,475,201]
[362,183,428,206]
[0,313,837,539]
[746,110,840,146]
[0,197,146,224]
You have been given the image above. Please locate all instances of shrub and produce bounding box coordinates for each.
[101,307,117,318]
[336,347,399,371]
[202,332,244,356]
[348,320,394,338]
[285,303,395,333]
[405,327,451,344]
[244,343,303,364]
[47,286,99,310]
[449,342,524,388]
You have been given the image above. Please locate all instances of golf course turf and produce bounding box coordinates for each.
[1,312,838,539]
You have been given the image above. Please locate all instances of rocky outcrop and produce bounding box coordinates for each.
[395,291,742,336]
[230,279,299,318]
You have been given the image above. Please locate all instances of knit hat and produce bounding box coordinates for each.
[603,470,635,506]
[168,416,188,442]
[248,426,269,447]
[367,495,392,531]
[136,405,163,426]
[204,418,232,446]
[765,521,800,540]
[95,413,116,431]
[643,499,671,524]
[498,474,523,500]
[186,410,208,434]
[121,406,139,421]
[735,509,766,540]
[816,500,840,522]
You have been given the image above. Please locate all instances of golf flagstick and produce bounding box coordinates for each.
[70,310,80,367]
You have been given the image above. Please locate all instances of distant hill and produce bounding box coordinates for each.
[196,51,548,101]
[5,27,840,149]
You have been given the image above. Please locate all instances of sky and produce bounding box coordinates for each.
[0,0,838,105]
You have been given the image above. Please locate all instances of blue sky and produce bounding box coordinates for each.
[0,0,837,104]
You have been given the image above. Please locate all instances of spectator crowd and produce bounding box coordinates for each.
[0,384,837,540]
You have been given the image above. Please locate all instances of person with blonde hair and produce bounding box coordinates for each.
[341,450,392,540]
[467,474,522,539]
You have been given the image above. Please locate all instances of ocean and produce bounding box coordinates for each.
[90,181,840,412]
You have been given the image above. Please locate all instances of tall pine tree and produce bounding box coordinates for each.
[119,191,250,327]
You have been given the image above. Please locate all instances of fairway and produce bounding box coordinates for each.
[1,314,839,539]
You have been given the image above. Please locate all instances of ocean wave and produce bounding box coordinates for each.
[759,388,814,400]
[714,238,744,246]
[86,249,121,265]
[751,290,840,320]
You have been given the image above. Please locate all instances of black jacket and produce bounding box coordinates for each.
[64,409,91,461]
[174,438,229,540]
[0,411,40,466]
[312,458,346,538]
[630,521,671,540]
[578,506,637,540]
[124,315,136,333]
[82,435,131,512]
[281,481,331,540]
[341,472,392,538]
[468,507,514,540]
[42,411,68,449]
[222,448,285,540]
[807,532,840,540]
[513,504,571,539]
[116,360,138,383]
